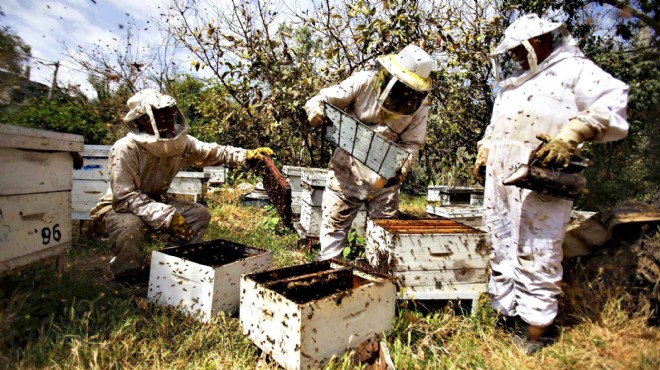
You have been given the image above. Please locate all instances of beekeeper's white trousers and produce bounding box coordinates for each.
[483,172,572,327]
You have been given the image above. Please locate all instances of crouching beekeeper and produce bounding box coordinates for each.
[304,44,434,261]
[91,89,272,280]
[473,14,629,352]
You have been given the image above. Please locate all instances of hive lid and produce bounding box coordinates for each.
[0,123,84,152]
[372,218,482,234]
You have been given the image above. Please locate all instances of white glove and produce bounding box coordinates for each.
[307,102,326,128]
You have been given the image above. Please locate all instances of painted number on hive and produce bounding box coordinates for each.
[41,224,61,245]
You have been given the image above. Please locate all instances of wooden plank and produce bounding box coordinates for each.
[0,242,69,275]
[175,171,208,179]
[0,147,73,195]
[73,158,109,180]
[397,287,482,300]
[0,123,84,152]
[81,144,111,158]
[0,191,71,269]
[394,269,489,287]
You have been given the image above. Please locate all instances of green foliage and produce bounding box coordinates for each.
[342,229,367,260]
[0,25,30,74]
[0,96,113,144]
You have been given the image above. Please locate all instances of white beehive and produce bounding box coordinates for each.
[283,166,323,215]
[148,238,272,322]
[240,261,396,370]
[204,166,227,187]
[72,145,111,220]
[366,219,490,312]
[427,185,483,206]
[167,171,210,203]
[298,168,366,237]
[0,124,83,274]
[425,204,485,230]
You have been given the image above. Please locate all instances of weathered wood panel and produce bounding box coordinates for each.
[0,123,84,152]
[73,157,109,180]
[0,147,72,195]
[0,191,71,273]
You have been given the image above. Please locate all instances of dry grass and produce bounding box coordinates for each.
[1,193,659,369]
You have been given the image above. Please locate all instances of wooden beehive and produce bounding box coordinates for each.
[283,166,305,215]
[167,171,210,203]
[366,219,490,311]
[204,166,227,186]
[427,185,483,206]
[72,145,110,220]
[240,261,396,370]
[148,238,272,322]
[324,104,410,180]
[0,124,84,274]
[425,204,484,230]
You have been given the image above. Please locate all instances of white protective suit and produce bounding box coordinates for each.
[479,14,629,326]
[91,90,247,276]
[305,71,429,260]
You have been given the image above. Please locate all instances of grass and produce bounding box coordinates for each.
[1,190,659,369]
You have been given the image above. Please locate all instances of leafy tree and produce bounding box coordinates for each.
[0,25,30,74]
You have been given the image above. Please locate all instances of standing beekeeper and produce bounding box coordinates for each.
[305,44,434,261]
[91,89,273,281]
[473,14,629,352]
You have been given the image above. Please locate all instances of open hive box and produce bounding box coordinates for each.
[240,261,396,370]
[366,219,490,312]
[148,239,272,322]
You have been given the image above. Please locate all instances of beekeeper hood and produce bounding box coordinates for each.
[376,44,434,116]
[490,14,582,87]
[123,88,189,157]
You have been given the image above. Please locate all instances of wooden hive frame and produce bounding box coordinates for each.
[261,156,292,227]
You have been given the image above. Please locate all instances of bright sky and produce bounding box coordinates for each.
[1,0,314,98]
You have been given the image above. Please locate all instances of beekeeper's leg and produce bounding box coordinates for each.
[366,186,399,219]
[102,210,149,276]
[484,163,519,317]
[514,191,572,327]
[168,199,212,245]
[318,186,363,261]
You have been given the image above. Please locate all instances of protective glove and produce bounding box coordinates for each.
[307,102,326,128]
[169,212,193,242]
[375,168,408,189]
[246,147,274,164]
[534,119,596,168]
[472,146,489,185]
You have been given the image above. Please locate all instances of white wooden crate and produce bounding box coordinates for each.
[72,145,112,220]
[366,219,490,311]
[282,165,306,192]
[300,167,328,188]
[0,124,83,274]
[240,261,396,370]
[167,171,209,202]
[324,104,410,180]
[427,186,483,206]
[204,166,227,185]
[148,239,272,322]
[425,204,485,230]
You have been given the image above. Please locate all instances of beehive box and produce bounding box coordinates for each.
[366,219,490,310]
[148,238,272,321]
[167,171,210,203]
[324,104,410,180]
[240,261,396,370]
[425,204,485,230]
[298,168,366,237]
[427,185,483,206]
[283,166,305,215]
[204,166,227,186]
[0,124,83,274]
[72,145,111,220]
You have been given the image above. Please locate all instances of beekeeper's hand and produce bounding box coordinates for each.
[535,119,596,168]
[307,102,326,128]
[169,212,193,242]
[246,147,274,167]
[472,146,489,184]
[376,168,408,189]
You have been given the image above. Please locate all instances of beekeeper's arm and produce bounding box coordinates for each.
[536,61,629,167]
[304,72,369,127]
[109,141,177,231]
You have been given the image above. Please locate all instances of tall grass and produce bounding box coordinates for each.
[1,190,658,369]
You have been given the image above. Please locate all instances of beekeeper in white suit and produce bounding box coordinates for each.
[473,14,629,352]
[91,89,273,281]
[305,44,434,261]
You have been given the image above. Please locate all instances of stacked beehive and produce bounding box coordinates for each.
[72,145,111,220]
[0,124,83,274]
[366,218,490,312]
[425,185,485,230]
